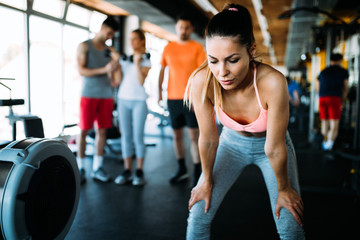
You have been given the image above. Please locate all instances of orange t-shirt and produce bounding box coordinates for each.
[160,40,206,100]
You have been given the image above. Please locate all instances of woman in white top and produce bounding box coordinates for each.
[115,29,151,186]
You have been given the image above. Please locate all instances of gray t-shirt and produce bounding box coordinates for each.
[81,40,113,98]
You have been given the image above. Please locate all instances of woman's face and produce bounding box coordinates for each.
[206,36,253,90]
[130,32,144,51]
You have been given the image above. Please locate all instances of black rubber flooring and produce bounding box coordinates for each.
[66,118,360,240]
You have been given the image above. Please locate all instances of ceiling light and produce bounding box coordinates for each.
[252,0,277,65]
[193,0,218,15]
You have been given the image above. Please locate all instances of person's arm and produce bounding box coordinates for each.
[110,64,122,88]
[290,90,300,107]
[76,42,117,77]
[263,70,304,226]
[187,69,219,213]
[158,65,166,104]
[133,53,150,86]
[316,72,321,93]
[108,47,122,88]
[342,79,349,104]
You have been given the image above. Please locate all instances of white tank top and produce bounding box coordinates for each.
[117,55,151,100]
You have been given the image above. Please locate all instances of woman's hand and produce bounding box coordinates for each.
[188,178,213,213]
[275,187,304,226]
[133,53,142,65]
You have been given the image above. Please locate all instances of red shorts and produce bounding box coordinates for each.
[319,96,342,120]
[79,97,113,130]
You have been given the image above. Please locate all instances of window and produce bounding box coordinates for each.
[0,6,27,140]
[0,1,126,140]
[32,0,65,18]
[0,0,26,10]
[29,15,63,137]
[143,33,168,113]
[63,25,89,127]
[89,11,107,33]
[66,3,91,27]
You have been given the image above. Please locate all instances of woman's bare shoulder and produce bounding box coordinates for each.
[189,67,209,96]
[256,63,286,90]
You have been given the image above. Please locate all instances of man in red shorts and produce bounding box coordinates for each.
[317,53,349,151]
[76,17,120,183]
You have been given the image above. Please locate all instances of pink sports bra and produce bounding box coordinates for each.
[218,65,268,133]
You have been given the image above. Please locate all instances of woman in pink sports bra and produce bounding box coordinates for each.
[185,3,305,240]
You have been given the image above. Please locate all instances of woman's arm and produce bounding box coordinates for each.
[110,64,122,88]
[133,54,150,86]
[262,69,304,226]
[188,69,219,213]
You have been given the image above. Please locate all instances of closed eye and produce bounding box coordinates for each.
[208,57,218,64]
[228,58,239,63]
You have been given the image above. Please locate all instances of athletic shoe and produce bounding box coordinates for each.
[322,141,328,151]
[91,167,111,182]
[114,169,132,185]
[169,167,188,184]
[132,169,146,186]
[79,168,86,185]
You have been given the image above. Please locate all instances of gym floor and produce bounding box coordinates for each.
[66,117,360,240]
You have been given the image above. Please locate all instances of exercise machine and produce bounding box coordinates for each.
[0,138,80,239]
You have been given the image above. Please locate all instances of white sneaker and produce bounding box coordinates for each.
[91,167,111,182]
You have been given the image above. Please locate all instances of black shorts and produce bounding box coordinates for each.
[167,99,198,129]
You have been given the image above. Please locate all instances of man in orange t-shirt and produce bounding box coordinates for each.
[158,13,206,188]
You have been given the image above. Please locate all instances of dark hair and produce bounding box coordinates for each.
[102,16,119,31]
[205,4,255,56]
[132,29,145,41]
[176,13,194,25]
[330,53,343,62]
[132,28,146,49]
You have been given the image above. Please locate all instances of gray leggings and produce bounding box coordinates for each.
[187,127,305,240]
[118,99,148,159]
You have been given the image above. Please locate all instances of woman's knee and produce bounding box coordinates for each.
[187,201,213,236]
[275,209,305,240]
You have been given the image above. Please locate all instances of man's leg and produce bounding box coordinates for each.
[94,127,107,168]
[173,127,185,159]
[188,128,200,164]
[77,97,96,184]
[319,97,329,150]
[327,119,340,150]
[91,98,113,182]
[77,129,89,184]
[170,127,189,183]
[321,120,329,138]
[321,119,329,150]
[188,127,201,188]
[326,97,342,150]
[78,129,90,160]
[90,127,111,182]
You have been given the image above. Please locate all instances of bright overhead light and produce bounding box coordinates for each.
[193,0,218,15]
[252,0,277,65]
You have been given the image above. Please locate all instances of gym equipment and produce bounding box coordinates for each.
[0,99,25,107]
[0,78,43,141]
[121,53,151,62]
[0,138,80,240]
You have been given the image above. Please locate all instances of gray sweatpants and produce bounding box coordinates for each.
[186,127,305,240]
